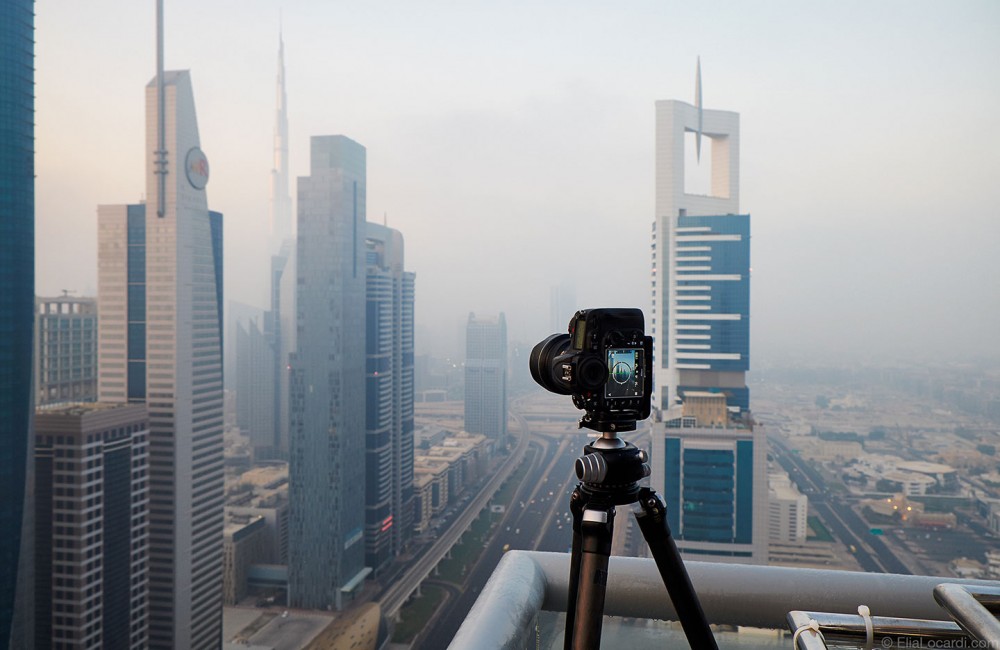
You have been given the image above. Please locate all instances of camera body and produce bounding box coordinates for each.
[530,308,652,432]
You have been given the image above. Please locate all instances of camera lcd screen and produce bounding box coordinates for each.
[605,348,643,399]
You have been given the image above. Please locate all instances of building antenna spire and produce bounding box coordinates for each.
[695,56,703,163]
[155,0,167,217]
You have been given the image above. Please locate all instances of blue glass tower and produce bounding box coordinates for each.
[0,0,35,643]
[673,213,751,412]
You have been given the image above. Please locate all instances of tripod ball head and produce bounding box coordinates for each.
[576,439,650,497]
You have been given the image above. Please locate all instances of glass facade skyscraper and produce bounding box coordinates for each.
[0,0,36,644]
[289,135,368,610]
[672,212,751,412]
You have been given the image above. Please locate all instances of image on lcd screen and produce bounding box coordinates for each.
[605,348,643,399]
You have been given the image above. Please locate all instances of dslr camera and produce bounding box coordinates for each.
[530,308,652,432]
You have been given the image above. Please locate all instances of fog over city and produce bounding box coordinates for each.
[35,0,1000,363]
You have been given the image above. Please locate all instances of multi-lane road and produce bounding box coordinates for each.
[770,435,911,575]
[420,414,592,649]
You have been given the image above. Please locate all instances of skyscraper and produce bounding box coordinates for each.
[464,313,508,442]
[271,239,296,457]
[0,0,35,644]
[269,31,296,458]
[235,310,278,457]
[269,30,292,247]
[33,403,150,649]
[549,282,577,333]
[232,29,295,462]
[649,65,766,562]
[364,222,416,572]
[97,69,225,647]
[289,136,368,610]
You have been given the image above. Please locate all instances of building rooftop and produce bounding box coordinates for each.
[36,401,135,416]
[897,460,957,475]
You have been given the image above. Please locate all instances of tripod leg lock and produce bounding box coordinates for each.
[634,487,668,525]
[580,507,615,556]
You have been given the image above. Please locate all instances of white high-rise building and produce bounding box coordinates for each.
[98,69,224,648]
[649,63,766,564]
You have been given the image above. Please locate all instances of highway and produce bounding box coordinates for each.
[770,435,911,575]
[420,412,592,649]
[377,402,532,618]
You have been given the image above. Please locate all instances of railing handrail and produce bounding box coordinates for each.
[449,550,1000,650]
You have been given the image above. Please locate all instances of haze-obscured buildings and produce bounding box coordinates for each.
[464,313,508,442]
[234,307,279,459]
[231,32,295,463]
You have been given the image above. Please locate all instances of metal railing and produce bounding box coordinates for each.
[789,583,1000,648]
[448,550,1000,649]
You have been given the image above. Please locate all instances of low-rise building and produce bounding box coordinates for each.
[222,463,290,601]
[412,431,493,533]
[986,549,1000,580]
[223,513,269,605]
[768,473,808,544]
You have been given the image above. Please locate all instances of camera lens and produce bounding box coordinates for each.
[529,333,573,394]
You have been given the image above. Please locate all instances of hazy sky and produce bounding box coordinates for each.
[35,1,1000,364]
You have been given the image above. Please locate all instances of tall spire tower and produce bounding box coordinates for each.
[649,62,765,565]
[270,27,292,246]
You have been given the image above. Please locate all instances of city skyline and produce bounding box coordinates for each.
[33,1,1000,364]
[7,3,1000,649]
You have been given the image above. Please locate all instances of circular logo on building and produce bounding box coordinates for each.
[185,147,210,190]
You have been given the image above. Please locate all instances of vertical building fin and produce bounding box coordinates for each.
[695,56,703,163]
[155,0,167,217]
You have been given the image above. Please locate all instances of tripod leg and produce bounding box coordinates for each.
[564,487,585,650]
[633,487,719,650]
[569,505,615,650]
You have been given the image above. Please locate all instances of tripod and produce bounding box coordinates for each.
[563,430,718,650]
